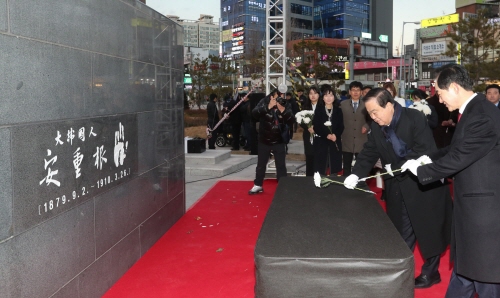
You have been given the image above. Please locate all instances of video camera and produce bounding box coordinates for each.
[276,96,287,106]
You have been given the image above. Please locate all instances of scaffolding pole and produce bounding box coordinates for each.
[265,0,287,94]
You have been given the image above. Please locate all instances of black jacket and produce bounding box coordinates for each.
[207,100,219,128]
[312,104,344,140]
[419,94,500,282]
[352,107,452,260]
[226,98,243,124]
[252,96,295,145]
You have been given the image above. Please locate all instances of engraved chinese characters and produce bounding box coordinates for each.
[12,115,138,231]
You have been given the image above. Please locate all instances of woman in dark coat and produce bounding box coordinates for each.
[300,86,320,176]
[312,85,344,175]
[411,89,438,129]
[426,93,458,149]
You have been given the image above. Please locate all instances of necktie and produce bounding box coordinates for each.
[458,113,462,123]
[353,101,358,113]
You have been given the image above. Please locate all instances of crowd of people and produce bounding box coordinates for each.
[233,63,500,296]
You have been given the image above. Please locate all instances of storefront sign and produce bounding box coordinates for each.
[420,25,454,38]
[421,14,459,28]
[421,41,447,56]
[420,54,456,62]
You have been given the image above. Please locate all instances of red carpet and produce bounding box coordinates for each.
[105,178,451,297]
[104,180,277,298]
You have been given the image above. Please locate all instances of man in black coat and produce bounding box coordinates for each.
[403,64,500,297]
[226,93,244,150]
[248,89,295,194]
[343,88,452,289]
[206,93,220,149]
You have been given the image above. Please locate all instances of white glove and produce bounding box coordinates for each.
[416,155,442,183]
[401,159,420,176]
[384,164,394,176]
[417,155,432,165]
[344,174,359,190]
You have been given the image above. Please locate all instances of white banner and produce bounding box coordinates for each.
[420,55,455,62]
[421,41,447,56]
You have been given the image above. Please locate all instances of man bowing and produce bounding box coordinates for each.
[343,88,452,289]
[403,64,500,297]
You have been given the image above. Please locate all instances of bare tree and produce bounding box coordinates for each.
[189,54,209,109]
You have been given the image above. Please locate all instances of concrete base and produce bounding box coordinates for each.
[185,150,258,178]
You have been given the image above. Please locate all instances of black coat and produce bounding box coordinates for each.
[207,100,219,128]
[300,103,316,156]
[313,104,344,174]
[427,96,458,148]
[252,96,295,145]
[352,107,452,259]
[427,104,438,129]
[418,94,500,283]
[227,98,243,124]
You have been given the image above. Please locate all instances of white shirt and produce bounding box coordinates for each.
[459,93,477,114]
[352,100,359,110]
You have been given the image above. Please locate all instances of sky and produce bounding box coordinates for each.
[146,0,456,56]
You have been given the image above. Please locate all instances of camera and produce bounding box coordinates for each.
[276,97,287,106]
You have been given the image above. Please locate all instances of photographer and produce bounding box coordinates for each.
[248,89,295,194]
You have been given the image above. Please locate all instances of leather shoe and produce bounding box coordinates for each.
[415,273,441,289]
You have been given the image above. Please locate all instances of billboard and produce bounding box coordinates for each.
[222,30,233,42]
[421,14,459,28]
[420,25,455,38]
[421,41,447,56]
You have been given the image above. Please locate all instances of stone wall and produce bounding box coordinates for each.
[0,1,185,297]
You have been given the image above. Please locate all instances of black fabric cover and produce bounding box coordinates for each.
[254,176,414,298]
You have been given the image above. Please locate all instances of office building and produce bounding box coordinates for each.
[220,0,393,59]
[313,0,393,58]
[288,0,314,41]
[170,14,220,51]
[220,0,267,60]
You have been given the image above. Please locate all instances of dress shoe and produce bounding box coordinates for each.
[415,273,441,289]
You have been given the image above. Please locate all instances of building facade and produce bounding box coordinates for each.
[220,0,267,60]
[312,0,392,58]
[170,14,220,51]
[288,0,314,41]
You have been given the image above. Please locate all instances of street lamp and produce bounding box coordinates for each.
[399,21,420,98]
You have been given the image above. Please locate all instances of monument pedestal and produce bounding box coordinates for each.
[255,176,414,298]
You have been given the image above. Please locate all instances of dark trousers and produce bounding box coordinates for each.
[446,267,500,297]
[342,152,357,176]
[401,199,440,276]
[232,122,242,150]
[243,121,252,149]
[207,125,219,149]
[254,142,287,186]
[314,140,342,175]
[305,154,315,177]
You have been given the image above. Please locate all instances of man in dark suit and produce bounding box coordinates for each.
[343,88,452,289]
[403,64,500,297]
[485,83,500,109]
[206,93,220,149]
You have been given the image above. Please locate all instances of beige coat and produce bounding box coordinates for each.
[339,99,369,153]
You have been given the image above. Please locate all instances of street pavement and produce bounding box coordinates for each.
[185,140,305,209]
